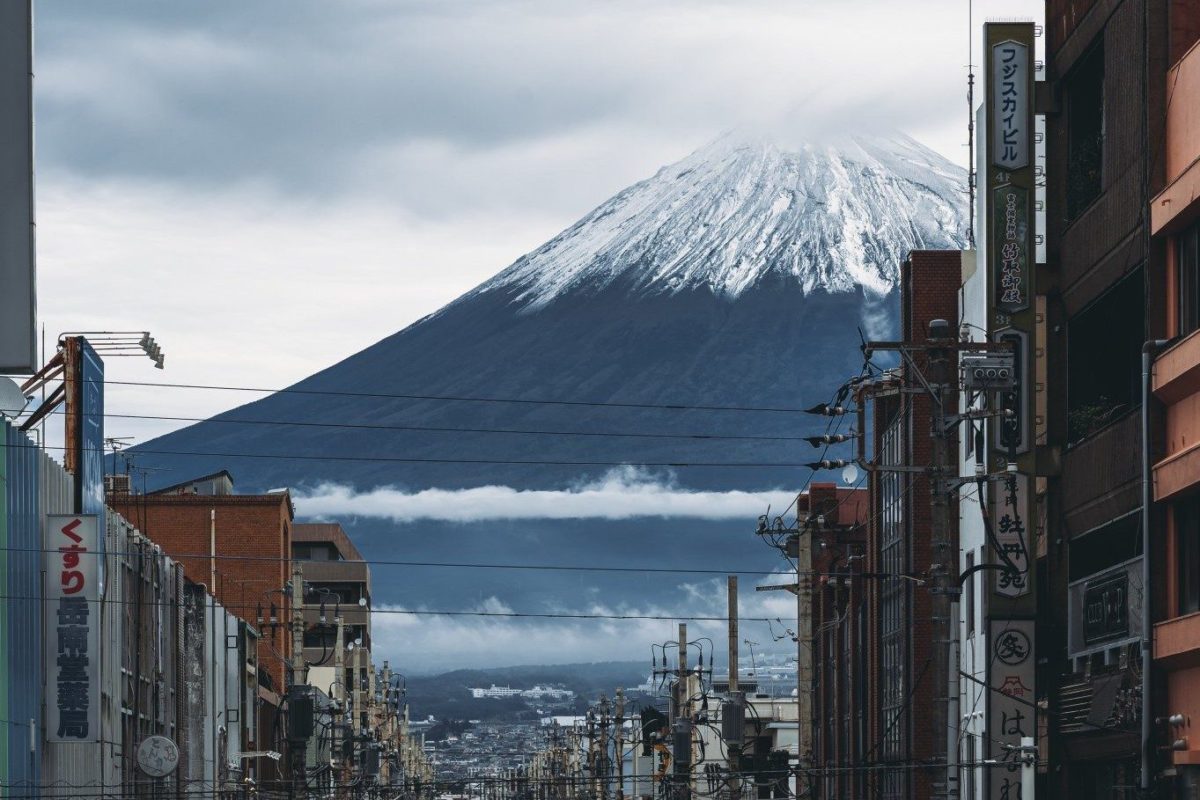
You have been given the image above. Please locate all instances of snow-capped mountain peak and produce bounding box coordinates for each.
[476,132,968,310]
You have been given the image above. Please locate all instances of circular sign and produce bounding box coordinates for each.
[137,735,180,778]
[994,629,1031,666]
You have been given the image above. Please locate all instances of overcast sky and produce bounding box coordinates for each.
[31,0,1041,447]
[29,2,1044,669]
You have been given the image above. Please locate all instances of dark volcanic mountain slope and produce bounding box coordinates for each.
[130,134,968,493]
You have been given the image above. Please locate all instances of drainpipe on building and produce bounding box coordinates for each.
[209,509,216,594]
[1142,339,1169,793]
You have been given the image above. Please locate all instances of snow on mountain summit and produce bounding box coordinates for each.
[477,132,969,310]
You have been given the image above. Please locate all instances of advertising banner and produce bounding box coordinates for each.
[45,514,101,742]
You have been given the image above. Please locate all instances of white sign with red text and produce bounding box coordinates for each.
[45,514,101,742]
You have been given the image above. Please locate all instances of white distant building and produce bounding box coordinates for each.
[522,684,574,700]
[469,683,575,700]
[471,684,523,698]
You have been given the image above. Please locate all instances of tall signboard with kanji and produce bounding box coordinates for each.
[45,514,101,742]
[984,22,1038,800]
[64,337,106,593]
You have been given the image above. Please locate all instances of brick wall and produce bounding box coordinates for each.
[109,494,294,690]
[902,251,961,799]
[853,251,961,797]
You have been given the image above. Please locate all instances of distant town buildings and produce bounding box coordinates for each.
[469,684,575,700]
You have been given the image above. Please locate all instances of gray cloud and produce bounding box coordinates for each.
[34,0,1042,220]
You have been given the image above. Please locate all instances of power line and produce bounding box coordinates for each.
[22,441,835,470]
[0,544,788,577]
[1,542,927,581]
[62,409,816,444]
[0,593,771,623]
[93,377,823,415]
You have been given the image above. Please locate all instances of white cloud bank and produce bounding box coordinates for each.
[293,468,795,523]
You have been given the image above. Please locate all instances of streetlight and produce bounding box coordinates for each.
[59,330,166,368]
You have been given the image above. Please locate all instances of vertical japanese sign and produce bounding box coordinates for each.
[45,514,101,742]
[988,620,1035,800]
[993,185,1030,313]
[993,475,1031,598]
[990,38,1032,315]
[65,337,106,593]
[992,40,1030,170]
[985,22,1037,800]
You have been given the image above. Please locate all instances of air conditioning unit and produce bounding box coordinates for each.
[105,474,132,494]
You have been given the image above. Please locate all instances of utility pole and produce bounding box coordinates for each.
[674,623,691,800]
[726,576,741,800]
[928,321,956,800]
[290,563,305,686]
[333,614,345,800]
[599,696,611,800]
[288,563,308,799]
[615,689,625,800]
[795,519,812,793]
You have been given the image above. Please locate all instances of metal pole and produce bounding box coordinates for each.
[289,564,307,797]
[1142,341,1168,792]
[796,521,812,794]
[728,577,739,694]
[929,326,955,798]
[677,623,689,800]
[600,696,610,800]
[727,577,740,800]
[616,689,625,800]
[1020,737,1035,800]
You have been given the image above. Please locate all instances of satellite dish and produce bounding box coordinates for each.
[0,378,29,420]
[841,462,860,485]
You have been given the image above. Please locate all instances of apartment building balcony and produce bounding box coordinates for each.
[1152,329,1200,500]
[1151,38,1200,238]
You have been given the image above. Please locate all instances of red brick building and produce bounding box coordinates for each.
[818,249,962,800]
[807,483,868,799]
[109,470,296,692]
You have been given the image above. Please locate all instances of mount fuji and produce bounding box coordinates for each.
[131,132,967,495]
[124,132,967,662]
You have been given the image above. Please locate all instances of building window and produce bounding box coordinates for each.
[1067,40,1104,221]
[1069,513,1142,583]
[879,409,907,768]
[1178,493,1200,615]
[1067,267,1145,445]
[1179,220,1200,336]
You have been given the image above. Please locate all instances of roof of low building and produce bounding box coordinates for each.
[293,522,364,561]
